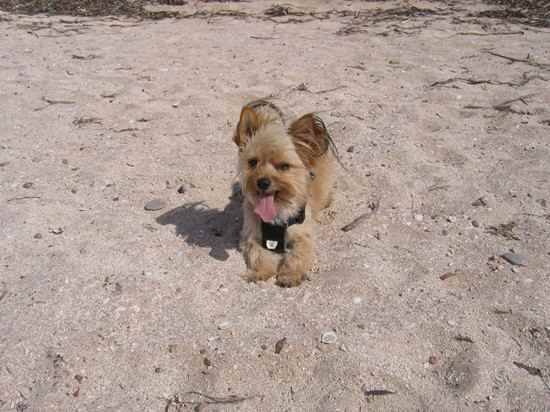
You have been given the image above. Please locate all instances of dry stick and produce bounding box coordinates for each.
[182,391,256,405]
[7,196,41,202]
[315,85,347,94]
[485,51,550,70]
[341,200,379,232]
[456,30,524,36]
[430,77,523,88]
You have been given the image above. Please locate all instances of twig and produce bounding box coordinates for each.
[430,77,525,88]
[7,196,41,202]
[250,35,278,40]
[456,30,523,36]
[342,200,379,232]
[455,335,474,343]
[362,389,395,397]
[485,51,550,70]
[513,362,550,392]
[183,391,256,405]
[315,85,347,94]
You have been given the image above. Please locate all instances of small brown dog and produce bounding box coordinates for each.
[233,100,336,287]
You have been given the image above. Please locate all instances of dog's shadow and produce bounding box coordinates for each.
[156,184,242,261]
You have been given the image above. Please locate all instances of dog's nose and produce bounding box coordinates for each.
[257,177,271,191]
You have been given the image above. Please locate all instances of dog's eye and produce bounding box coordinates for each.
[277,163,290,171]
[248,158,258,168]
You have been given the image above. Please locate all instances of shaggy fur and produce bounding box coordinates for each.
[233,100,335,287]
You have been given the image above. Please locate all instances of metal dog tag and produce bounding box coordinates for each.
[266,240,278,250]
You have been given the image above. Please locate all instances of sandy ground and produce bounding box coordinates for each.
[1,1,550,411]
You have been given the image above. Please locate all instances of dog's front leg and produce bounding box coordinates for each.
[242,239,281,282]
[276,228,313,287]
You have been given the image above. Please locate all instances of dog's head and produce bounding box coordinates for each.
[233,101,330,223]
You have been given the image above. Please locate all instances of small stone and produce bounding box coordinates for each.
[49,227,63,235]
[352,297,362,304]
[62,159,69,165]
[320,331,338,344]
[33,233,42,239]
[441,229,449,236]
[112,196,119,201]
[217,321,231,330]
[501,252,527,266]
[71,188,78,194]
[511,267,519,273]
[472,197,487,207]
[275,337,287,354]
[177,185,187,194]
[346,145,355,153]
[74,374,84,383]
[428,355,438,365]
[172,102,179,108]
[414,213,423,222]
[471,219,480,228]
[22,182,33,189]
[447,216,457,223]
[154,367,162,373]
[144,199,165,211]
[203,357,211,367]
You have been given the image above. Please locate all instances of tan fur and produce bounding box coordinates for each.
[233,100,336,287]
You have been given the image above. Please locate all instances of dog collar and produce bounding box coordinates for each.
[261,207,306,254]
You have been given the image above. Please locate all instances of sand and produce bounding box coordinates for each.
[1,1,549,410]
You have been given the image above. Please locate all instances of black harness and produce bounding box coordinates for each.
[261,207,306,254]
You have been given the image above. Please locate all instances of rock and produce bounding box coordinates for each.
[471,219,480,228]
[447,216,457,223]
[414,213,424,222]
[441,229,449,236]
[472,197,487,207]
[352,297,362,304]
[144,199,165,211]
[49,227,63,235]
[274,337,287,354]
[177,185,187,194]
[501,252,527,266]
[217,321,231,330]
[22,182,33,189]
[33,233,42,239]
[320,331,338,344]
[346,145,355,153]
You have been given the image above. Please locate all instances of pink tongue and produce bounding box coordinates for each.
[254,195,277,222]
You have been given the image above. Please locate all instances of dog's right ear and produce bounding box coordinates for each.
[233,106,260,147]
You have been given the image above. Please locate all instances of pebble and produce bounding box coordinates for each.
[447,216,457,223]
[472,197,487,207]
[177,185,187,194]
[501,252,527,267]
[320,331,338,344]
[471,219,480,228]
[346,145,355,153]
[144,199,165,211]
[414,213,424,222]
[217,321,231,330]
[33,233,42,239]
[22,182,34,189]
[352,297,362,304]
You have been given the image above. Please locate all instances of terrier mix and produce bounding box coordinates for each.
[233,100,336,287]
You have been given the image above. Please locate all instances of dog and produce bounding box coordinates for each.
[233,99,336,287]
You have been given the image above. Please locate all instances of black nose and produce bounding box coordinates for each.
[257,177,271,191]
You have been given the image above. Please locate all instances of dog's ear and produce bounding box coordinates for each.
[234,106,260,147]
[288,113,330,167]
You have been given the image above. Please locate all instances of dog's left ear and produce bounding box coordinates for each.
[234,106,260,148]
[288,113,330,167]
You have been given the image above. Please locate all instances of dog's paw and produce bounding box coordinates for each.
[276,272,305,288]
[243,269,274,283]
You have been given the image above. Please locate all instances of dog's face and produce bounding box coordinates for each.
[234,103,330,223]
